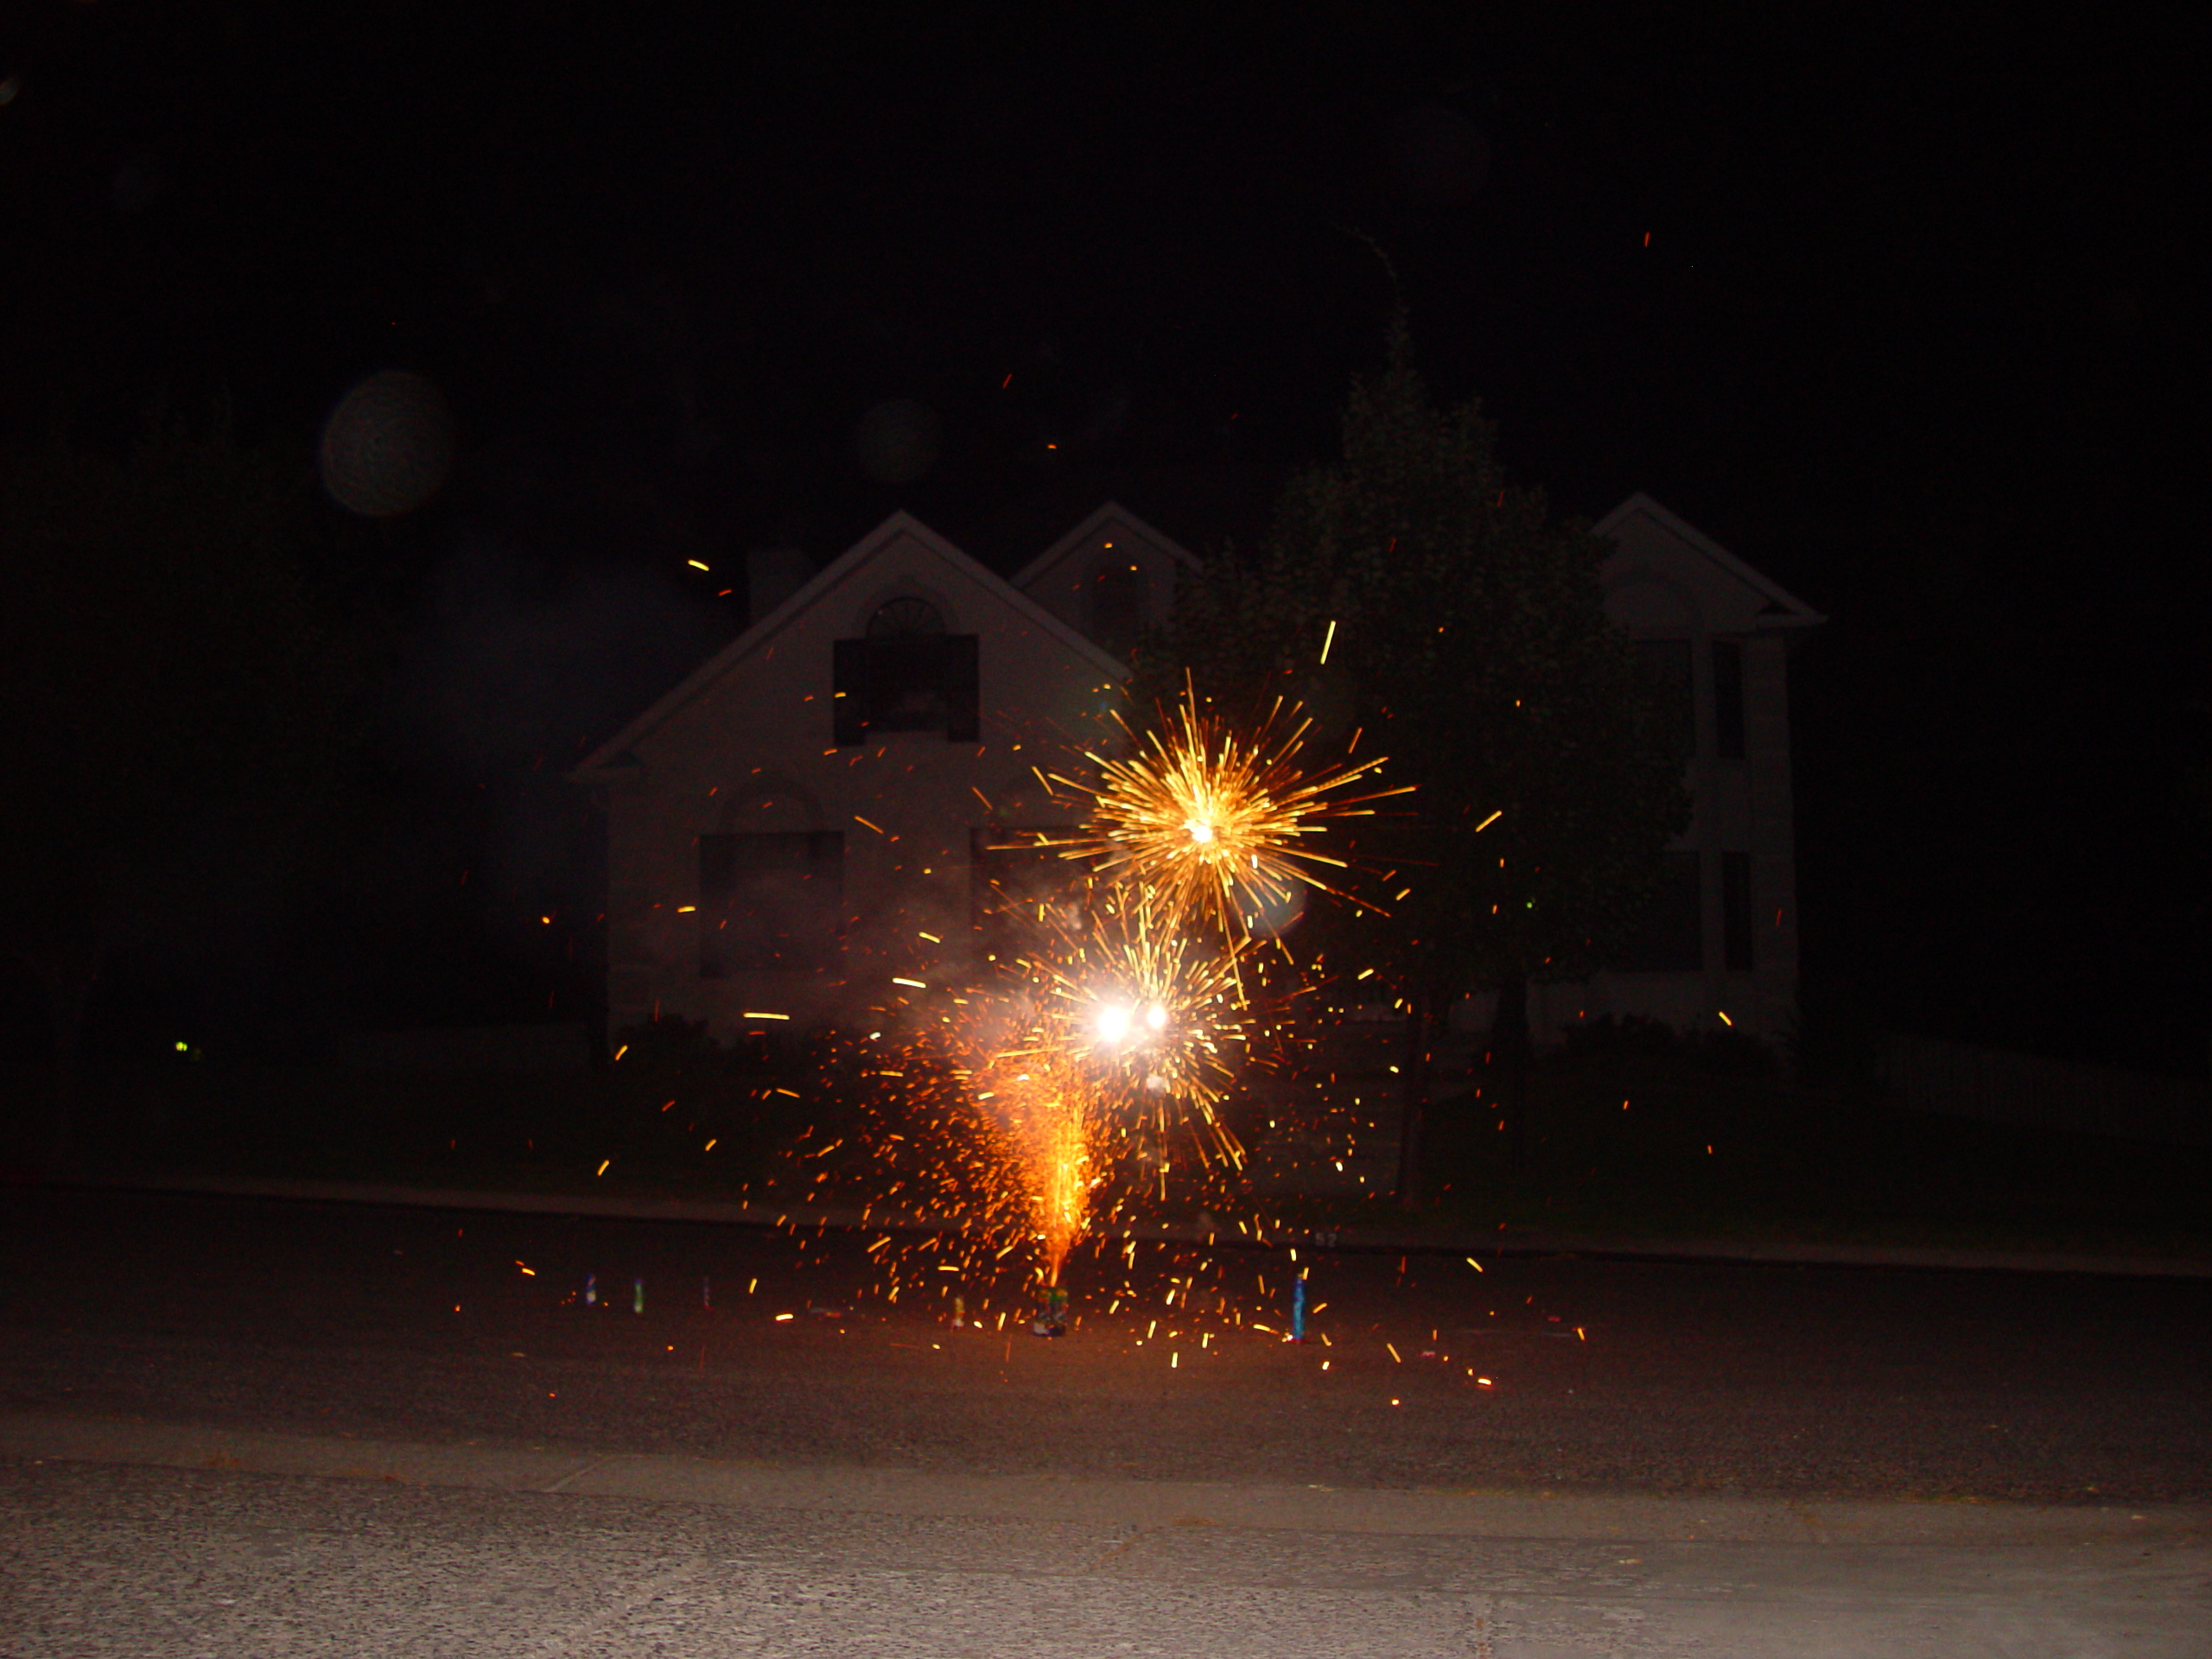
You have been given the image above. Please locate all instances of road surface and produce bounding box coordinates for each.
[2,1186,2207,1655]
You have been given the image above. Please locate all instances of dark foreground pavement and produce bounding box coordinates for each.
[3,1186,2210,1654]
[5,1418,2209,1657]
[4,1186,2208,1503]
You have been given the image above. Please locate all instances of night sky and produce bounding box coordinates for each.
[4,6,2203,1075]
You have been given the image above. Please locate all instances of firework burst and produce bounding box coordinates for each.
[1046,682,1408,942]
[938,683,1402,1281]
[777,681,1410,1306]
[1016,887,1247,1141]
[931,885,1242,1281]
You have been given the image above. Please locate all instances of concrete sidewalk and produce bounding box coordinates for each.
[53,1166,2212,1279]
[4,1409,2204,1547]
[7,1411,2209,1658]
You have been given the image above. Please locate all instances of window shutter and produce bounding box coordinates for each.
[833,639,869,746]
[944,635,980,741]
[1713,640,1745,760]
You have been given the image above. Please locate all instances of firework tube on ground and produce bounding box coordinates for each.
[1033,1285,1069,1337]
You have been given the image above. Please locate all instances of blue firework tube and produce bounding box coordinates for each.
[1290,1272,1306,1342]
[584,1274,597,1307]
[632,1276,645,1313]
[702,1275,712,1309]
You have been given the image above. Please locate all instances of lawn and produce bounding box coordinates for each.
[7,1028,816,1203]
[1403,1043,2212,1259]
[11,1017,2208,1263]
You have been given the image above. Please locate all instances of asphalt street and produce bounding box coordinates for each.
[3,1187,2209,1655]
[4,1188,2208,1503]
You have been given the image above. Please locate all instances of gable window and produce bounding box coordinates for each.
[1634,639,1695,765]
[834,598,979,743]
[1712,639,1745,760]
[698,831,844,975]
[1090,558,1148,656]
[1611,850,1703,973]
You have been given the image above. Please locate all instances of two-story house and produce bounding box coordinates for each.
[574,496,1820,1047]
[1460,493,1825,1044]
[571,504,1197,1040]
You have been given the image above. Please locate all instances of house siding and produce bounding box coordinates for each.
[586,497,1818,1053]
[587,520,1124,1043]
[1455,498,1821,1047]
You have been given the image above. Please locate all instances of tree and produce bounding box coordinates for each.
[1134,327,1690,1196]
[0,408,357,1165]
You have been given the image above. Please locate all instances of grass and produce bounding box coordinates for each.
[1408,1047,2212,1259]
[9,1027,2207,1264]
[5,1043,814,1202]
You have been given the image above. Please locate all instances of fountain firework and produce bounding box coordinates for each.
[969,683,1401,1281]
[774,683,1404,1306]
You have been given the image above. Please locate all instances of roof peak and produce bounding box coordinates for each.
[1593,493,1826,628]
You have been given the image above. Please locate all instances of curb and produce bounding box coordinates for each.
[35,1169,2212,1280]
[6,1411,2205,1547]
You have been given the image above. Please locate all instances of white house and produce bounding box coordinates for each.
[570,505,1198,1042]
[1010,499,1203,658]
[575,494,1820,1048]
[1459,493,1826,1046]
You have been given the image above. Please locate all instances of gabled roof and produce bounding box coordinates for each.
[1012,499,1203,593]
[572,510,1128,780]
[1592,493,1827,629]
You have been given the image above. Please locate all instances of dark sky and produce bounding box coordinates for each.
[4,5,2204,1071]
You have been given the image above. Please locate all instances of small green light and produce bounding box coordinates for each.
[175,1041,188,1052]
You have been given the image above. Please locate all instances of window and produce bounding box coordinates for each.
[1721,850,1754,971]
[1635,639,1695,765]
[698,832,843,975]
[834,599,978,743]
[970,827,1081,955]
[1612,851,1703,972]
[1712,640,1745,760]
[1090,558,1148,656]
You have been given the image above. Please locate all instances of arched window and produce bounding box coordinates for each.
[835,596,977,743]
[699,831,844,976]
[866,596,946,637]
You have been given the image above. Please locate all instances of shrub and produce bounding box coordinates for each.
[609,1014,722,1071]
[1558,1014,1682,1060]
[1685,1025,1781,1078]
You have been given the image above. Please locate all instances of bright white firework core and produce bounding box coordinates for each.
[1096,1004,1130,1042]
[1146,1003,1168,1030]
[1185,819,1216,844]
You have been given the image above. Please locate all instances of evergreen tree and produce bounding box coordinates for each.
[1135,329,1689,1194]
